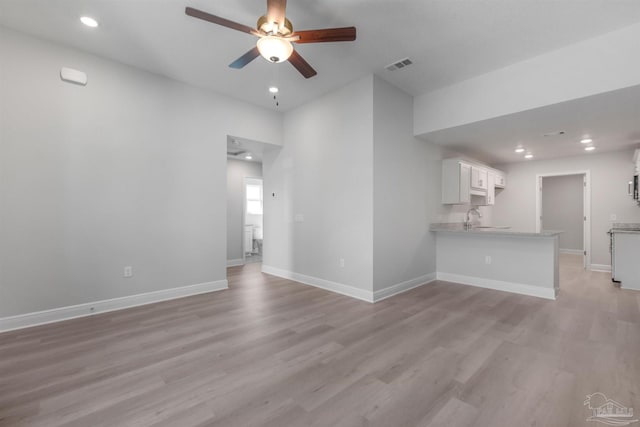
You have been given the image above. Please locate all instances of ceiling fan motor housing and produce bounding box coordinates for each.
[257,15,293,35]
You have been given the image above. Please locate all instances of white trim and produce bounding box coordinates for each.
[590,264,612,272]
[436,272,557,300]
[262,266,557,303]
[0,280,228,333]
[373,273,437,302]
[261,265,374,302]
[536,170,591,269]
[262,267,439,303]
[227,258,244,267]
[560,249,584,255]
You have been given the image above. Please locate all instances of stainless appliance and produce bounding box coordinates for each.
[608,229,618,283]
[609,223,640,289]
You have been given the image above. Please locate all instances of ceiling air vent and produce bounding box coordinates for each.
[542,131,565,137]
[385,58,413,72]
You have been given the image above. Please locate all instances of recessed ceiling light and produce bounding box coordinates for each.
[80,16,99,28]
[585,146,596,151]
[580,138,593,144]
[268,86,279,94]
[515,148,525,153]
[524,153,534,159]
[245,154,253,160]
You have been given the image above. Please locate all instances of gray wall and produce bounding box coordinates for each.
[436,233,558,294]
[262,74,497,295]
[226,159,262,262]
[542,175,584,251]
[372,77,442,291]
[493,149,640,267]
[263,75,374,292]
[0,27,282,317]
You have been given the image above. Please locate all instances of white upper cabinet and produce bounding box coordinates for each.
[486,172,496,206]
[470,167,488,191]
[442,159,471,205]
[441,159,506,205]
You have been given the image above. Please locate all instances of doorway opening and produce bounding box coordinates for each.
[226,135,275,269]
[535,171,591,269]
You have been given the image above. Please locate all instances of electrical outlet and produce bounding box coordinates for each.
[339,258,345,268]
[485,256,492,265]
[124,266,133,278]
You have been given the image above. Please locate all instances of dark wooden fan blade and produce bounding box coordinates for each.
[185,7,256,35]
[288,50,317,79]
[294,27,356,44]
[229,47,261,69]
[266,0,287,28]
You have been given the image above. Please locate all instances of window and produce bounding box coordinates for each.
[246,184,263,215]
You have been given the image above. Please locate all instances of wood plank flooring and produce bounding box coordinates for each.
[1,255,639,426]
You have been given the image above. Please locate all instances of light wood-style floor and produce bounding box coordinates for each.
[1,255,639,427]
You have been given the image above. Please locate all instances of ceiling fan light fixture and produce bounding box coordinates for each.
[257,36,293,63]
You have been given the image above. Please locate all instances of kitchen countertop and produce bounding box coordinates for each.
[610,223,640,234]
[430,223,563,237]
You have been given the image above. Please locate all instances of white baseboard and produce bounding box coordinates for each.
[436,272,556,300]
[227,258,244,267]
[261,266,438,304]
[261,265,374,302]
[590,264,612,272]
[0,280,228,333]
[560,249,584,255]
[373,273,437,302]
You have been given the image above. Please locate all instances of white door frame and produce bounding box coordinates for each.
[535,170,591,269]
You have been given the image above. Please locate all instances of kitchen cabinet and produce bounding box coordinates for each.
[486,172,496,205]
[442,160,471,204]
[471,167,488,191]
[442,158,505,205]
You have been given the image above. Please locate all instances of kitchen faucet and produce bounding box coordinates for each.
[465,207,482,230]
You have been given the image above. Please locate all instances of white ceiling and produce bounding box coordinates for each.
[1,0,640,111]
[420,84,640,165]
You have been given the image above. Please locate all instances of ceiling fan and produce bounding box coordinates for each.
[185,0,356,78]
